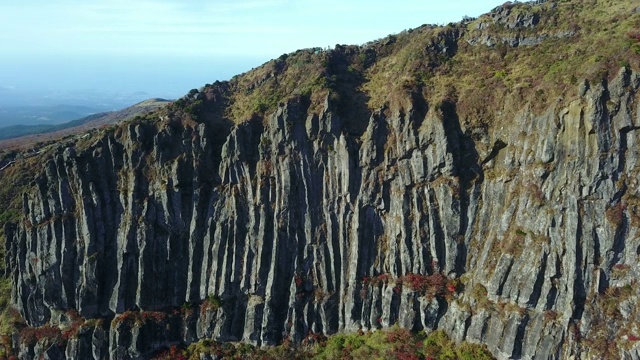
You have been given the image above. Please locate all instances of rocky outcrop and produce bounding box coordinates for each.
[466,1,575,48]
[5,65,640,359]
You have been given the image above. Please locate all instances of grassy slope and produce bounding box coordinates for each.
[218,0,639,127]
[153,326,494,360]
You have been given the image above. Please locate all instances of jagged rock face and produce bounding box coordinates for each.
[467,2,574,48]
[5,67,640,359]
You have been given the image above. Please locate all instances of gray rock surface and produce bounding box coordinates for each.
[5,66,640,359]
[467,1,574,48]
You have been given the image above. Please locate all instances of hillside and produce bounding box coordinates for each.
[1,0,640,359]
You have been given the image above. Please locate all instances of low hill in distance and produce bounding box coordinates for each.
[0,104,101,127]
[0,98,171,152]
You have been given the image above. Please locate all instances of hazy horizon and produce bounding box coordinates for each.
[0,0,505,124]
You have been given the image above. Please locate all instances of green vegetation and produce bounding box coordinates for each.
[471,283,492,310]
[579,280,638,358]
[201,294,224,313]
[225,49,332,122]
[183,0,640,131]
[152,326,494,360]
[0,152,55,346]
[364,0,639,122]
[0,278,22,337]
[7,310,496,358]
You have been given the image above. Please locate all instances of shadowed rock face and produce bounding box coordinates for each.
[5,66,640,359]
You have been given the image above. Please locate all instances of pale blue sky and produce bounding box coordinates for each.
[0,0,504,99]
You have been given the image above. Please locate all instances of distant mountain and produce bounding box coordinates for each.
[0,98,171,149]
[0,88,167,126]
[0,104,104,127]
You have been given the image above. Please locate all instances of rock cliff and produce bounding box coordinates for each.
[3,0,640,359]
